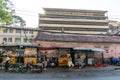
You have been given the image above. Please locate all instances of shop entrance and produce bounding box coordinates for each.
[74,50,87,68]
[73,47,105,68]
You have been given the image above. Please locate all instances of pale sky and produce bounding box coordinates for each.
[11,0,120,28]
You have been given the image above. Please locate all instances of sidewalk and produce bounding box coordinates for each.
[75,65,119,72]
[46,65,120,72]
[74,65,120,72]
[0,65,119,73]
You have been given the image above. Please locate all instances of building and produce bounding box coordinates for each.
[36,8,120,60]
[108,20,120,35]
[39,8,109,35]
[0,26,38,45]
[35,32,120,58]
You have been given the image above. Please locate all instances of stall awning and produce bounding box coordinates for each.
[39,46,56,50]
[90,48,105,52]
[73,47,105,52]
[73,47,90,51]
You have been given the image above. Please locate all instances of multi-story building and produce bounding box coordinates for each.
[36,8,120,60]
[39,8,109,35]
[0,26,38,45]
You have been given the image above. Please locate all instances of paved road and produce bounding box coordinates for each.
[0,68,120,80]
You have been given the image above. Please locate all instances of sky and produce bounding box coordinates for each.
[11,0,120,28]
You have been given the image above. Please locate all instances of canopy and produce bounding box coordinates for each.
[73,47,90,51]
[73,47,105,52]
[90,48,105,52]
[39,46,56,50]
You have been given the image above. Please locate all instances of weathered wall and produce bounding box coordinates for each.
[34,41,120,58]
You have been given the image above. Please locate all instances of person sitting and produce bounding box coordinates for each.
[68,56,74,70]
[75,56,86,69]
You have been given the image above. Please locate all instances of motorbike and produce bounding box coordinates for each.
[5,63,24,73]
[48,57,58,67]
[21,63,43,73]
[14,63,24,73]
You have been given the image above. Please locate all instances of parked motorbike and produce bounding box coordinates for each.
[3,63,27,73]
[111,57,120,65]
[14,63,24,73]
[21,63,43,73]
[48,57,58,67]
[5,63,24,73]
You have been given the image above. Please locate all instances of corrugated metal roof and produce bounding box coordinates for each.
[36,32,120,43]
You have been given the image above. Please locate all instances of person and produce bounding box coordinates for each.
[43,51,47,70]
[0,57,2,63]
[4,56,10,72]
[0,53,3,63]
[17,54,24,64]
[68,56,74,70]
[26,59,33,70]
[110,57,113,64]
[75,56,85,69]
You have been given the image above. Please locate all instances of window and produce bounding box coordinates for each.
[24,38,28,43]
[29,39,32,43]
[9,29,13,33]
[8,38,12,43]
[16,29,21,33]
[3,29,8,33]
[15,38,21,43]
[29,30,33,34]
[24,30,28,34]
[3,38,7,42]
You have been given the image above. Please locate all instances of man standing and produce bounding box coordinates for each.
[4,56,10,72]
[43,52,47,71]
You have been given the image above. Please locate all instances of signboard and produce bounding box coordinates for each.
[24,48,37,56]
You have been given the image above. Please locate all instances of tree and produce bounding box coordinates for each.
[13,15,26,27]
[0,0,13,24]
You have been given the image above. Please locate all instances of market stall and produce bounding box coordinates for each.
[73,47,106,68]
[38,47,58,67]
[0,45,19,64]
[24,45,38,64]
[56,47,73,67]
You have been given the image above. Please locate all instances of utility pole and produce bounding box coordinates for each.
[19,23,22,63]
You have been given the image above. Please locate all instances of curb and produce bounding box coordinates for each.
[74,68,115,72]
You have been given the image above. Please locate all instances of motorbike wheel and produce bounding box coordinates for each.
[21,67,27,73]
[15,67,20,73]
[39,67,43,73]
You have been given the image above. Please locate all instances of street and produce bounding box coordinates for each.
[0,67,120,80]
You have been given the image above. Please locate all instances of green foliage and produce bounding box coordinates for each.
[0,27,6,30]
[13,15,25,23]
[0,0,12,24]
[13,15,26,26]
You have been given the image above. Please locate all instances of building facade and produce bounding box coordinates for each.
[35,32,120,58]
[36,8,120,59]
[0,27,38,45]
[39,8,109,35]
